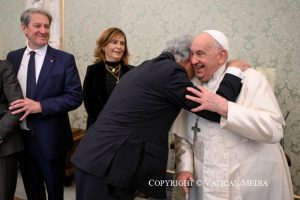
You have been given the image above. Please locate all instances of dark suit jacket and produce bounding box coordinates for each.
[72,53,242,198]
[83,61,132,129]
[7,45,83,159]
[0,60,23,157]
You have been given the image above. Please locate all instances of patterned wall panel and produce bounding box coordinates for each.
[0,1,25,58]
[1,0,299,194]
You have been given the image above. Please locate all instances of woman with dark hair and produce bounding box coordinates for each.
[83,27,133,129]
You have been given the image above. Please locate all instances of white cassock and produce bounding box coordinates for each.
[171,66,294,200]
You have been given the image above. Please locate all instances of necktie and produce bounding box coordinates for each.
[26,51,36,98]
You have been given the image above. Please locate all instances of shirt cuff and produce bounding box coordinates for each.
[226,66,245,80]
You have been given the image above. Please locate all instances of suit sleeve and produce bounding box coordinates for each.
[0,61,23,140]
[217,73,242,102]
[165,67,242,122]
[190,74,242,122]
[40,55,83,115]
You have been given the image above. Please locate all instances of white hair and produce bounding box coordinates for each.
[162,34,193,63]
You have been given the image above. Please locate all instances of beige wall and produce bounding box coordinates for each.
[1,0,299,194]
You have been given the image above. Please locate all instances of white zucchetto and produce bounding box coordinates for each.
[203,30,230,51]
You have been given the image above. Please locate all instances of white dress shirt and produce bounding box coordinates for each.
[17,45,47,130]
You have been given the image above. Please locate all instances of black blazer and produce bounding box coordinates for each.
[83,61,132,129]
[72,53,242,198]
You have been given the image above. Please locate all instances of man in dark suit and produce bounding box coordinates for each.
[72,35,246,200]
[0,60,24,200]
[7,8,82,200]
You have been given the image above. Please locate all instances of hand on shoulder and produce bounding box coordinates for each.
[227,59,251,71]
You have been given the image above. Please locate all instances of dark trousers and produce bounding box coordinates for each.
[74,167,135,200]
[19,140,66,200]
[19,151,66,200]
[0,153,18,200]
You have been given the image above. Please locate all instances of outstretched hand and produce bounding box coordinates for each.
[186,86,228,117]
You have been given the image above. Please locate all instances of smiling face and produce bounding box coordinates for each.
[191,33,227,82]
[103,34,125,62]
[22,13,50,50]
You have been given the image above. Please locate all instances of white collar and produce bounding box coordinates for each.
[212,64,226,80]
[192,64,226,91]
[26,45,48,56]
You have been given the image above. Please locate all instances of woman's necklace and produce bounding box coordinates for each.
[105,63,121,83]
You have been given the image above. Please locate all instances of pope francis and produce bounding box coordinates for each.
[171,30,293,200]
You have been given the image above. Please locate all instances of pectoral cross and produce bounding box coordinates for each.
[191,117,201,143]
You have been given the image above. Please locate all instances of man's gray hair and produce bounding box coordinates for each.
[162,34,193,63]
[21,8,52,26]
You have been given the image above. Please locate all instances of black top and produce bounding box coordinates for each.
[83,61,133,129]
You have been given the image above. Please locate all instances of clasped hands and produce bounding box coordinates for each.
[9,98,42,121]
